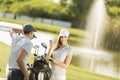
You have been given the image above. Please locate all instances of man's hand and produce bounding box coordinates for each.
[24,74,29,80]
[12,28,23,34]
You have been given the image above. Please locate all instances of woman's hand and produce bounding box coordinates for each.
[46,40,54,59]
[46,56,54,63]
[49,40,54,49]
[48,58,55,63]
[45,55,50,62]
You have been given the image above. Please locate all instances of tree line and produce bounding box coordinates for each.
[0,0,93,29]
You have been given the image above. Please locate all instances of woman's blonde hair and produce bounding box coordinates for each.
[54,36,70,50]
[54,29,70,50]
[54,36,61,50]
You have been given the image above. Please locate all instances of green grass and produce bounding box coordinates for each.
[67,65,119,80]
[0,17,86,46]
[0,42,10,77]
[0,42,119,80]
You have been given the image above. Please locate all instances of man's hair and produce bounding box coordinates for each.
[23,24,36,34]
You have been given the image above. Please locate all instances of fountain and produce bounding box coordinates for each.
[73,0,120,78]
[82,0,108,70]
[84,0,107,49]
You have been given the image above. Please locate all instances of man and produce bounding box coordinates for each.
[7,24,37,80]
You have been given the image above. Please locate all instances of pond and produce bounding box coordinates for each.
[73,47,120,78]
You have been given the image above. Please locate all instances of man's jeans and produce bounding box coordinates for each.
[7,69,24,80]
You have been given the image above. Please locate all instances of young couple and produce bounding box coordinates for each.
[7,23,73,80]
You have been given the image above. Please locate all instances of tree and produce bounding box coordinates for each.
[0,0,14,12]
[103,0,120,51]
[60,0,68,7]
[67,0,93,29]
[105,0,120,18]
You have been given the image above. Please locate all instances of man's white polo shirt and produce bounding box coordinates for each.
[8,35,33,69]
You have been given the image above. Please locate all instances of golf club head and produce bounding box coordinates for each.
[41,42,47,49]
[33,45,39,49]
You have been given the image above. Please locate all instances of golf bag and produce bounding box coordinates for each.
[27,43,52,80]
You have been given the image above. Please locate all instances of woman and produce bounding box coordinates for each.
[47,28,73,80]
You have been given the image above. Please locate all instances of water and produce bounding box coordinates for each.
[84,0,106,49]
[77,0,120,78]
[73,47,120,78]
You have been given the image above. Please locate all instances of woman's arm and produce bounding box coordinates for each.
[47,40,54,58]
[47,47,52,57]
[52,55,73,68]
